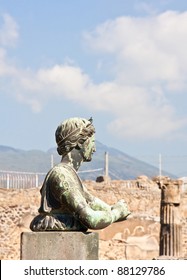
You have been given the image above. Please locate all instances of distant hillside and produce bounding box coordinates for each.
[0,142,175,180]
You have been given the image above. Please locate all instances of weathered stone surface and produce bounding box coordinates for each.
[21,231,99,260]
[158,178,183,258]
[1,179,187,260]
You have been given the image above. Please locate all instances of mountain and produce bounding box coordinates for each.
[77,141,176,180]
[0,143,176,180]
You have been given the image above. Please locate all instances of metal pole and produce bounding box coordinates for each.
[159,153,162,179]
[105,152,109,178]
[7,173,10,189]
[35,174,39,188]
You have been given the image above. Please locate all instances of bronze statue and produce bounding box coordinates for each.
[30,117,130,231]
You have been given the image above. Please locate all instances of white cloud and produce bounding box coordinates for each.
[82,11,187,138]
[1,12,187,140]
[0,14,19,76]
[37,65,91,98]
[84,11,187,88]
[0,14,19,47]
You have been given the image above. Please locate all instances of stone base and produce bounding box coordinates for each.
[20,231,99,260]
[154,255,185,260]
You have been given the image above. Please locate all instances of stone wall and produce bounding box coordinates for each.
[0,178,187,260]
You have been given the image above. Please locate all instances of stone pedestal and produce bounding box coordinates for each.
[21,231,99,260]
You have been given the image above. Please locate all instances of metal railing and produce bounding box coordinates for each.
[0,168,104,189]
[0,170,46,189]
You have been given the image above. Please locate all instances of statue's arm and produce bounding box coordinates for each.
[82,185,111,211]
[77,200,130,229]
[61,188,129,229]
[82,186,130,221]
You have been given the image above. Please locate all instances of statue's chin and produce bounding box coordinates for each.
[83,156,92,162]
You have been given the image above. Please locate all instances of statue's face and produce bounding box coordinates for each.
[81,135,96,162]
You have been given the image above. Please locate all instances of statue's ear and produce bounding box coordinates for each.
[76,138,85,149]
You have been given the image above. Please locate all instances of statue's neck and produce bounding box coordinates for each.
[61,150,83,171]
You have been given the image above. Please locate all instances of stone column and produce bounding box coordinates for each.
[158,178,182,258]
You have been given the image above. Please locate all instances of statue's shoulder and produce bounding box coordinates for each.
[47,163,79,184]
[51,163,69,172]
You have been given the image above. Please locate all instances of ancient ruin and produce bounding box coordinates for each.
[157,177,183,258]
[1,176,187,260]
[1,119,187,260]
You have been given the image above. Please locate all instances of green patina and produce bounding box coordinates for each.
[30,117,130,232]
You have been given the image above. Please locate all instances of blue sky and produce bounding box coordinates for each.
[0,0,187,176]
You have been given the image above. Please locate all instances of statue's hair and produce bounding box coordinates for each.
[55,117,95,156]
